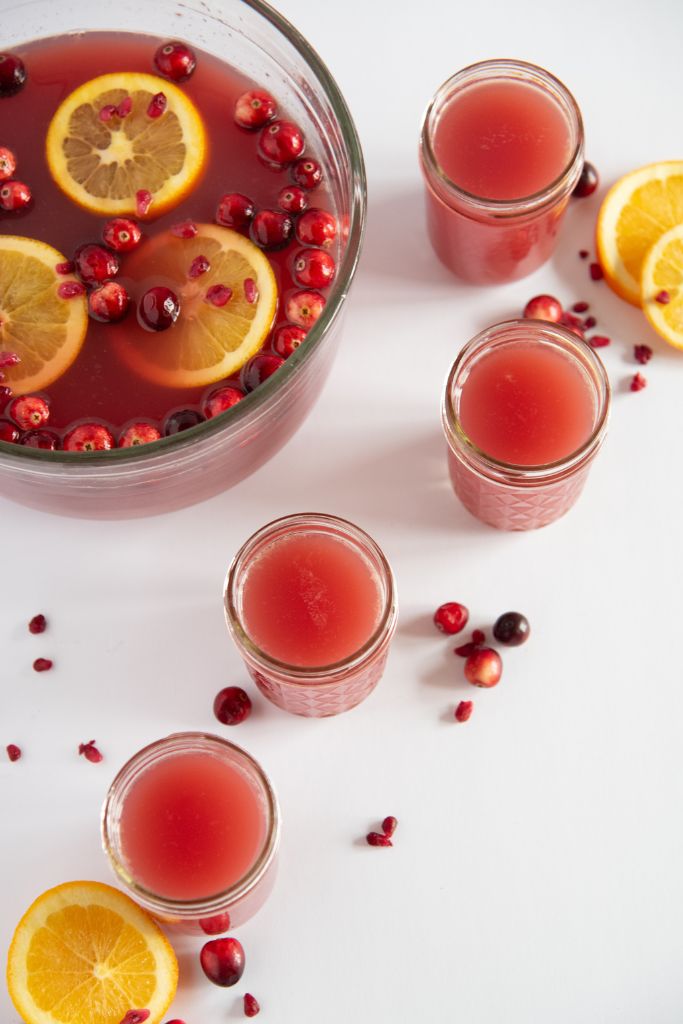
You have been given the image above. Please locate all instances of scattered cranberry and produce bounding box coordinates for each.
[202,386,244,419]
[0,53,27,97]
[213,686,252,726]
[366,832,392,847]
[589,335,611,348]
[0,146,16,181]
[272,324,306,359]
[257,120,304,166]
[573,161,599,198]
[164,409,204,435]
[584,315,597,329]
[205,284,233,307]
[73,243,119,285]
[244,278,257,304]
[189,254,210,278]
[454,641,480,658]
[20,429,60,450]
[250,208,293,251]
[579,250,589,259]
[241,353,284,392]
[118,1011,150,1024]
[55,260,75,275]
[170,219,198,239]
[277,185,307,215]
[28,614,47,634]
[6,743,21,762]
[9,395,49,430]
[630,372,647,392]
[102,218,141,252]
[88,281,129,323]
[136,189,153,217]
[286,289,325,328]
[296,208,337,248]
[79,740,103,764]
[382,815,398,837]
[291,157,323,190]
[154,40,196,82]
[147,91,167,119]
[293,248,335,289]
[0,418,20,443]
[455,700,474,723]
[634,344,653,365]
[33,657,53,672]
[119,422,162,447]
[492,611,530,647]
[199,937,245,987]
[523,294,562,322]
[0,180,32,211]
[244,993,260,1017]
[572,301,589,313]
[116,96,132,118]
[199,912,231,936]
[433,601,469,635]
[58,281,86,300]
[234,89,276,130]
[138,286,180,331]
[63,423,115,452]
[215,193,255,231]
[471,628,486,645]
[589,262,604,281]
[655,290,671,304]
[464,647,502,688]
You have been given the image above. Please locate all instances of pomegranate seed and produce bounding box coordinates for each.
[291,157,323,190]
[58,281,85,299]
[366,832,392,847]
[244,993,260,1017]
[136,189,153,217]
[0,179,32,211]
[589,335,611,348]
[28,614,47,634]
[272,324,307,359]
[73,243,119,285]
[241,353,284,392]
[55,260,75,275]
[455,700,473,723]
[199,912,231,935]
[277,185,308,215]
[584,315,597,329]
[119,422,162,447]
[164,409,204,435]
[0,146,17,181]
[147,91,167,118]
[455,641,481,657]
[88,281,129,324]
[0,386,13,412]
[103,218,142,252]
[116,96,132,118]
[579,249,589,259]
[471,628,486,645]
[286,289,325,328]
[99,104,117,122]
[189,254,211,278]
[296,208,337,248]
[293,248,336,289]
[655,290,671,304]
[154,40,197,82]
[258,120,304,166]
[572,301,589,313]
[0,418,20,443]
[434,602,469,635]
[244,278,257,304]
[589,262,603,281]
[214,686,252,726]
[118,1012,149,1024]
[493,611,530,646]
[381,815,398,837]
[523,294,562,322]
[20,429,60,450]
[202,385,244,419]
[138,286,180,331]
[634,344,653,365]
[0,53,27,97]
[79,740,103,763]
[9,395,49,430]
[170,219,198,239]
[6,743,21,762]
[199,937,245,987]
[630,372,647,392]
[63,423,115,452]
[33,657,53,672]
[0,350,20,368]
[215,193,255,231]
[464,648,502,688]
[234,89,276,130]
[250,209,293,251]
[572,161,599,198]
[205,284,233,307]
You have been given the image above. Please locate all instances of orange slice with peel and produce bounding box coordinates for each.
[46,72,206,218]
[0,235,87,396]
[596,160,683,305]
[114,223,277,388]
[641,223,683,349]
[6,880,178,1024]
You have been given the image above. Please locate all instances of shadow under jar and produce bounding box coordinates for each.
[101,733,280,935]
[442,320,610,531]
[419,59,584,284]
[224,513,398,717]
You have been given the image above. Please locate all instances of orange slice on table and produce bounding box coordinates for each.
[0,235,87,396]
[114,224,277,388]
[596,160,683,306]
[46,72,206,218]
[6,880,178,1024]
[641,223,683,348]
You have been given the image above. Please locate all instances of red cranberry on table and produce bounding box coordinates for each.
[295,208,337,248]
[138,286,180,331]
[277,185,308,215]
[291,157,323,190]
[63,423,115,452]
[234,89,276,130]
[257,119,304,166]
[213,686,252,726]
[573,161,599,198]
[199,937,245,987]
[272,324,307,359]
[0,180,32,211]
[202,386,244,419]
[0,146,17,181]
[464,648,502,688]
[153,40,197,82]
[9,395,49,430]
[492,611,530,647]
[0,53,27,97]
[249,209,293,251]
[164,409,204,436]
[102,218,142,253]
[293,248,335,289]
[119,422,162,447]
[523,294,563,322]
[434,601,469,635]
[215,192,255,231]
[88,282,129,323]
[241,353,284,392]
[73,243,119,285]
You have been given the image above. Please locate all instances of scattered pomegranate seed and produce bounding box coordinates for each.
[277,185,308,215]
[589,262,604,281]
[21,429,60,450]
[272,324,307,359]
[572,301,589,313]
[119,422,162,447]
[0,180,32,211]
[471,629,486,645]
[630,372,647,392]
[205,284,233,307]
[234,89,276,130]
[55,260,75,275]
[257,119,304,166]
[454,641,479,658]
[146,91,167,118]
[164,409,204,435]
[244,993,260,1017]
[296,208,337,248]
[58,281,86,299]
[103,218,141,252]
[0,146,17,180]
[244,278,258,304]
[366,832,392,847]
[6,743,22,762]
[0,53,27,97]
[0,419,20,443]
[9,395,49,430]
[154,40,197,82]
[293,248,336,289]
[0,350,20,368]
[88,282,129,324]
[291,157,323,190]
[28,614,47,634]
[286,289,325,328]
[464,648,502,688]
[138,286,180,331]
[33,657,53,672]
[523,294,562,322]
[215,193,255,231]
[493,611,530,646]
[199,937,246,987]
[170,219,198,239]
[189,254,211,278]
[199,912,231,935]
[79,740,103,763]
[579,249,589,259]
[116,96,132,118]
[241,353,284,392]
[589,335,611,348]
[382,815,398,837]
[202,385,244,418]
[63,423,115,452]
[655,290,671,304]
[98,104,117,122]
[136,189,153,217]
[118,1011,150,1024]
[634,344,653,365]
[572,161,599,198]
[214,686,253,726]
[73,243,119,285]
[434,602,469,635]
[454,700,473,723]
[584,315,597,329]
[250,209,293,251]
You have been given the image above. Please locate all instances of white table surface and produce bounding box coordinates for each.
[3,1,683,1021]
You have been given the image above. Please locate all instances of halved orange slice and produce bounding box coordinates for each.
[46,72,206,218]
[642,223,683,349]
[0,236,87,395]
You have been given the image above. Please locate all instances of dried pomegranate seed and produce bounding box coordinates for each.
[257,119,304,166]
[293,248,336,289]
[291,157,323,190]
[215,193,255,231]
[589,335,611,348]
[99,104,117,122]
[64,423,115,452]
[73,243,119,285]
[6,744,22,762]
[434,602,469,635]
[241,353,284,392]
[579,249,589,259]
[630,372,647,392]
[286,289,325,328]
[0,53,27,97]
[116,96,132,118]
[250,209,293,251]
[381,815,398,837]
[296,208,337,248]
[471,629,485,645]
[103,218,142,252]
[199,937,245,987]
[213,687,252,726]
[9,395,49,430]
[272,324,306,359]
[55,260,76,275]
[28,613,47,634]
[199,912,231,935]
[58,281,85,299]
[202,385,244,419]
[454,700,473,723]
[493,611,530,646]
[136,189,153,217]
[0,418,20,443]
[138,286,180,331]
[0,350,20,368]
[154,40,196,82]
[0,146,17,181]
[33,657,53,672]
[464,648,502,688]
[205,284,233,307]
[0,180,32,211]
[170,219,198,239]
[584,315,597,329]
[589,262,604,281]
[244,993,260,1017]
[366,832,392,847]
[655,290,671,304]
[164,409,204,435]
[79,740,103,763]
[523,294,563,322]
[634,344,653,365]
[189,254,211,278]
[454,641,479,657]
[20,429,60,450]
[277,185,308,215]
[88,282,129,324]
[234,89,276,130]
[119,422,161,447]
[147,91,167,118]
[572,161,599,198]
[118,1011,150,1024]
[572,301,589,313]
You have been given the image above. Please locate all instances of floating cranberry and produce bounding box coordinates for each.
[189,254,211,279]
[250,208,293,251]
[291,157,322,190]
[630,372,647,392]
[88,281,129,323]
[464,647,502,688]
[146,91,167,119]
[244,994,260,1017]
[199,937,245,987]
[102,217,142,253]
[257,119,304,166]
[138,286,180,331]
[154,40,196,82]
[205,284,233,307]
[241,353,284,392]
[202,385,244,419]
[272,324,306,359]
[455,700,474,723]
[0,179,31,211]
[6,743,21,762]
[366,832,392,847]
[63,423,115,452]
[213,686,252,726]
[73,243,119,285]
[79,739,103,763]
[434,601,469,635]
[215,192,255,231]
[33,657,53,672]
[164,409,204,435]
[492,611,530,647]
[293,248,335,289]
[523,294,562,322]
[0,53,27,97]
[0,146,16,181]
[119,422,162,447]
[9,395,49,430]
[0,418,20,443]
[286,289,325,328]
[382,816,398,837]
[199,912,231,936]
[634,344,653,365]
[234,89,276,130]
[28,614,47,634]
[20,429,60,450]
[296,208,337,248]
[573,161,599,198]
[277,185,307,215]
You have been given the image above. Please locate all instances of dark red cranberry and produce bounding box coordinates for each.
[215,192,255,231]
[573,161,599,198]
[202,385,244,419]
[153,40,197,82]
[0,146,17,181]
[464,648,502,688]
[9,395,49,430]
[28,614,47,634]
[88,282,129,323]
[146,91,167,119]
[73,243,119,285]
[382,816,398,837]
[205,284,233,307]
[138,286,180,331]
[272,324,306,359]
[119,422,162,447]
[455,700,474,723]
[234,89,276,130]
[102,218,142,253]
[241,353,284,392]
[293,248,335,289]
[6,743,21,762]
[250,209,293,251]
[33,657,53,672]
[189,254,211,279]
[199,937,245,987]
[277,186,307,216]
[634,344,653,365]
[295,208,337,248]
[492,611,530,647]
[291,157,322,190]
[244,994,260,1017]
[0,53,27,97]
[286,289,325,328]
[78,739,103,763]
[434,602,469,635]
[20,429,61,450]
[63,423,115,452]
[0,180,31,211]
[0,385,12,413]
[213,686,252,726]
[366,832,392,847]
[199,912,231,936]
[164,409,204,435]
[523,294,562,322]
[257,120,304,166]
[0,417,20,443]
[630,372,647,392]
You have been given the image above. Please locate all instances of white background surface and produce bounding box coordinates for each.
[2,1,683,1022]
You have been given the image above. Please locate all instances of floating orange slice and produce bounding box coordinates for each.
[642,223,683,349]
